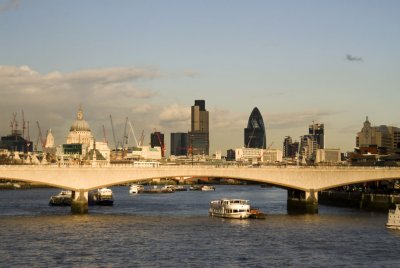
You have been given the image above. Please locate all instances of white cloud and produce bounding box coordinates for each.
[159,104,190,122]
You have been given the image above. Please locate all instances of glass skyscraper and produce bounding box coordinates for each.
[170,132,188,156]
[244,107,266,149]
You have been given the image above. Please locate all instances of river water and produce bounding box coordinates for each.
[1,185,399,267]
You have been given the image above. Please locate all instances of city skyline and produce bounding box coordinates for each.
[1,1,399,154]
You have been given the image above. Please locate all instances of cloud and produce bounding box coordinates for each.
[0,0,19,13]
[346,54,363,62]
[131,103,153,114]
[267,110,339,129]
[0,65,162,143]
[159,104,190,122]
[183,69,198,78]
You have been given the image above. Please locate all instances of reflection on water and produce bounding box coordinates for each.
[1,185,400,267]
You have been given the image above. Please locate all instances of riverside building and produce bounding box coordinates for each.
[356,116,400,154]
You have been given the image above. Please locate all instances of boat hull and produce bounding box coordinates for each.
[209,210,250,219]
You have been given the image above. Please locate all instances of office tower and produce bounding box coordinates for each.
[170,132,188,156]
[244,107,266,149]
[188,100,209,155]
[151,131,165,157]
[283,136,293,158]
[309,123,324,149]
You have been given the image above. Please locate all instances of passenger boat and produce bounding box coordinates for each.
[49,190,72,206]
[129,184,144,194]
[190,185,215,191]
[93,188,114,205]
[209,199,251,219]
[201,185,215,191]
[386,204,400,229]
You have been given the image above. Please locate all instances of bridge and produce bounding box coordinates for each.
[1,165,400,214]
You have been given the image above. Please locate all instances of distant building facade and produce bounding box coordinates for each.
[189,100,209,156]
[315,149,341,164]
[151,131,165,157]
[283,136,299,158]
[170,132,188,156]
[244,107,266,149]
[356,116,400,153]
[309,123,324,149]
[226,149,235,161]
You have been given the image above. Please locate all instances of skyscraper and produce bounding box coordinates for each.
[309,123,324,149]
[151,131,165,157]
[188,100,209,155]
[170,132,188,156]
[244,107,266,149]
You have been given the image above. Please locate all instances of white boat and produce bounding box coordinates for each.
[386,204,400,229]
[201,185,215,191]
[129,184,144,194]
[49,190,72,206]
[209,199,251,219]
[93,187,114,205]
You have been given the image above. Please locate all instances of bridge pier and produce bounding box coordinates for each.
[71,189,88,214]
[287,189,318,214]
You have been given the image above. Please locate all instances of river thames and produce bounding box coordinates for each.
[1,185,400,267]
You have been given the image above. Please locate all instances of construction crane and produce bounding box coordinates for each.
[138,130,145,147]
[153,128,165,157]
[266,142,274,150]
[128,121,139,147]
[10,112,17,134]
[122,117,129,150]
[35,121,46,151]
[22,110,26,139]
[109,115,118,151]
[102,125,108,144]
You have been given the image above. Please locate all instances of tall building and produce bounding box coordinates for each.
[244,107,266,149]
[170,132,188,156]
[151,131,165,157]
[309,123,324,149]
[283,136,292,158]
[188,100,209,155]
[356,116,400,153]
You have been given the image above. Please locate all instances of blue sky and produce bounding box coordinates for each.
[1,0,399,154]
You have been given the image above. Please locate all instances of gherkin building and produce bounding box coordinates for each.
[244,107,266,149]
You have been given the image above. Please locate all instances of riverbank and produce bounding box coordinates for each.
[0,180,53,190]
[319,191,400,212]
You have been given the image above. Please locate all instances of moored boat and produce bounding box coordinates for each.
[209,199,251,219]
[249,207,266,219]
[129,184,144,194]
[386,204,400,229]
[201,185,215,191]
[49,190,72,206]
[93,187,114,205]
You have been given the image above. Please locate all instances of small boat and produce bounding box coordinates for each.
[249,207,266,219]
[209,199,251,219]
[386,204,400,229]
[201,185,215,191]
[189,185,215,191]
[141,185,174,194]
[49,190,72,206]
[172,185,187,191]
[129,184,144,194]
[93,188,114,205]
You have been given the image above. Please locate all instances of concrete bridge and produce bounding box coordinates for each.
[1,165,400,214]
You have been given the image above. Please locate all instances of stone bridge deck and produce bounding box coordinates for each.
[1,165,400,192]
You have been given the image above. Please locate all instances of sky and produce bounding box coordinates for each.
[1,0,399,155]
